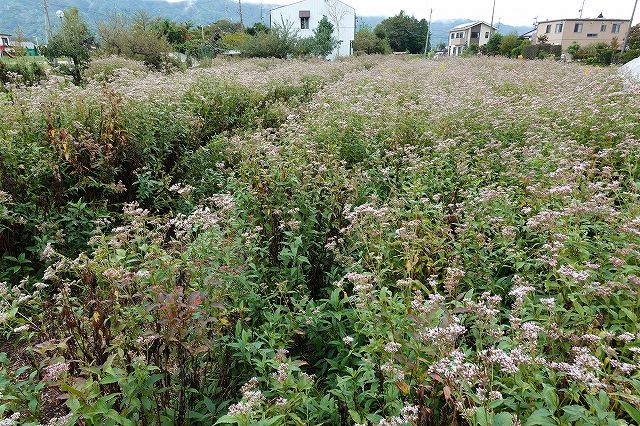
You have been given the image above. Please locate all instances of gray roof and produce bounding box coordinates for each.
[449,21,496,32]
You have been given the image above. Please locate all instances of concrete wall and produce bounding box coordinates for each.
[270,0,356,59]
[536,19,630,51]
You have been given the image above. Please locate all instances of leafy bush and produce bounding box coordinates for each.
[84,56,148,81]
[240,21,299,59]
[2,56,640,426]
[0,60,46,88]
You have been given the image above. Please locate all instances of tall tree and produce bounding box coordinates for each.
[45,7,94,83]
[353,26,390,55]
[374,11,428,54]
[312,16,339,58]
[98,12,173,69]
[628,23,640,50]
[486,32,502,56]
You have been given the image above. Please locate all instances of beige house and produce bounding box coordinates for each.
[448,21,497,56]
[536,17,630,51]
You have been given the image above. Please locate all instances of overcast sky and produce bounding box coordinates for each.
[237,0,639,26]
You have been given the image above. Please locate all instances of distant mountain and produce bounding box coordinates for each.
[0,0,532,47]
[0,0,276,39]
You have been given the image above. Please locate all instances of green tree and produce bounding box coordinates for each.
[97,12,173,70]
[311,16,339,58]
[486,32,502,56]
[152,18,188,46]
[353,27,390,55]
[374,11,428,53]
[45,7,94,83]
[240,19,298,58]
[627,23,640,50]
[499,33,520,57]
[246,22,270,36]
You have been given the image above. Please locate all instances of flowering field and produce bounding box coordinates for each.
[1,56,640,425]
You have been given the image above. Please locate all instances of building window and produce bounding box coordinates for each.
[587,33,598,38]
[1,37,8,46]
[451,33,454,39]
[612,23,621,33]
[300,17,310,29]
[556,23,563,33]
[574,23,583,33]
[546,24,551,33]
[485,31,489,38]
[471,31,479,38]
[600,24,607,32]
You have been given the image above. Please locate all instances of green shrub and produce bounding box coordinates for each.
[85,55,148,81]
[0,60,46,88]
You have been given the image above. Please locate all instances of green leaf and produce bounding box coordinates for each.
[620,401,640,424]
[67,397,81,412]
[561,405,586,422]
[525,408,555,426]
[475,407,491,426]
[349,410,362,423]
[214,415,238,425]
[493,412,513,426]
[254,415,285,426]
[100,376,120,385]
[542,385,559,413]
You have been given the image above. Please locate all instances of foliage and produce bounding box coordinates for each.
[627,23,640,50]
[2,56,640,426]
[499,33,521,58]
[97,12,173,70]
[567,42,580,56]
[572,42,615,66]
[353,27,391,55]
[0,60,46,88]
[486,33,502,56]
[84,56,148,81]
[45,7,94,83]
[374,11,429,54]
[246,23,270,37]
[239,20,299,59]
[309,16,340,58]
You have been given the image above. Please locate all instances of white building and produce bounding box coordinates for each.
[447,21,497,56]
[270,0,356,59]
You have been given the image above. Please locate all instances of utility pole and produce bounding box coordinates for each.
[42,0,52,44]
[623,0,638,52]
[261,4,264,23]
[579,0,586,18]
[489,0,496,36]
[239,0,244,27]
[423,8,432,58]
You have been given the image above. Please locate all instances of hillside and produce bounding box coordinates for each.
[2,0,531,46]
[1,0,276,38]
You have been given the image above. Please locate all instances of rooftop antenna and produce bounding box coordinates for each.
[260,3,264,23]
[579,0,586,18]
